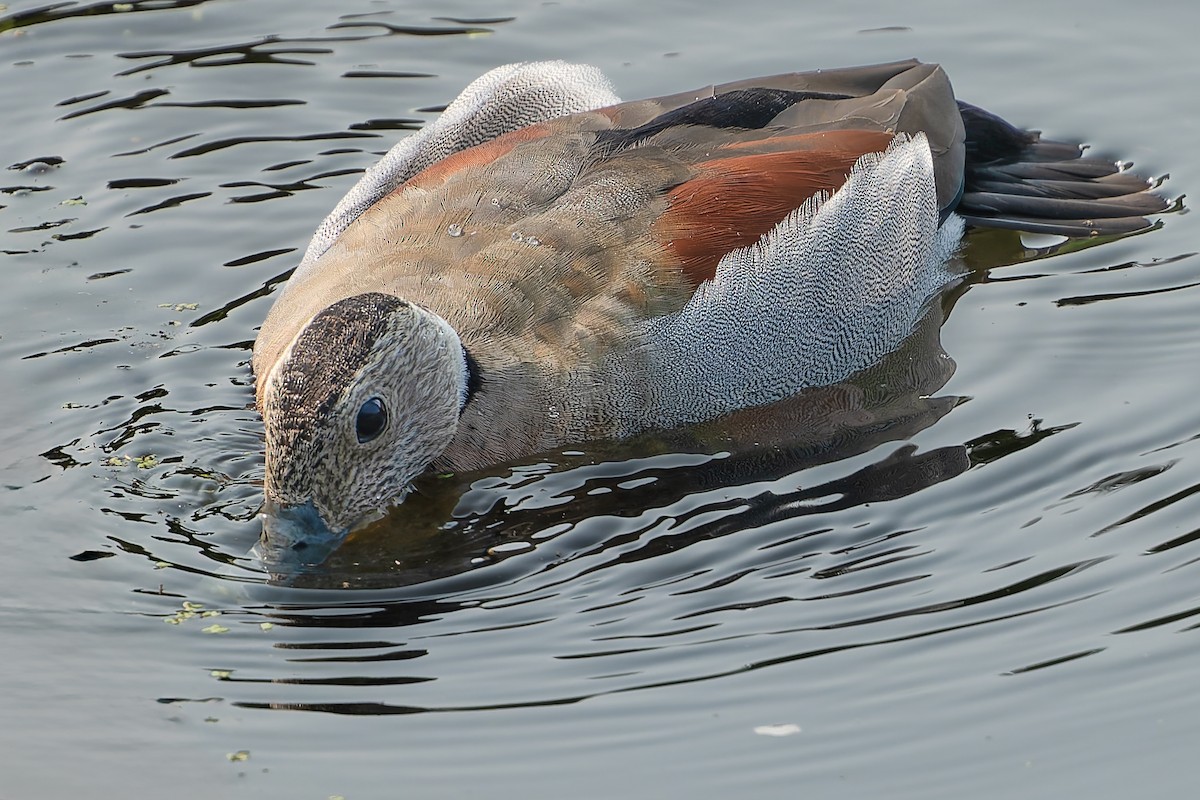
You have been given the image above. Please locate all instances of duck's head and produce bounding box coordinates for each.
[257,292,469,551]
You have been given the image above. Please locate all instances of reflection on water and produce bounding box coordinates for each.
[4,1,1200,796]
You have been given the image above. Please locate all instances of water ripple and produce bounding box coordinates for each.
[4,5,1199,794]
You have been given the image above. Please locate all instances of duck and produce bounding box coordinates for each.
[252,59,1167,549]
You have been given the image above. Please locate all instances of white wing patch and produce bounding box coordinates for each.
[630,133,964,430]
[298,61,620,276]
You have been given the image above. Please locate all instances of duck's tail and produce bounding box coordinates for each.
[954,101,1171,238]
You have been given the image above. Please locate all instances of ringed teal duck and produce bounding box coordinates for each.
[253,59,1167,548]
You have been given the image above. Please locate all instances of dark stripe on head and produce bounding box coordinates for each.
[272,292,407,437]
[595,88,853,153]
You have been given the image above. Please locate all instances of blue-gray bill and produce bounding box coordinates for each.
[256,499,350,568]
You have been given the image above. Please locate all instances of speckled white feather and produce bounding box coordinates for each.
[622,133,964,431]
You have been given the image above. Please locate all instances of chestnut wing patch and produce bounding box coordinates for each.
[654,130,895,283]
[398,122,559,192]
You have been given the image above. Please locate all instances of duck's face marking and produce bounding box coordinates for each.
[260,292,465,536]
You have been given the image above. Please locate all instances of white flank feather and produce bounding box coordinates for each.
[628,132,964,430]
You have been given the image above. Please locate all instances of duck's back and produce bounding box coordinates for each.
[253,59,1167,466]
[254,60,968,389]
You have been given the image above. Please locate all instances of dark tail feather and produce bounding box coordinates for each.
[955,101,1170,237]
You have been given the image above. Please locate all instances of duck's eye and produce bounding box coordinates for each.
[355,397,388,444]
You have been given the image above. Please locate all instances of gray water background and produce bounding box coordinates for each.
[2,0,1199,797]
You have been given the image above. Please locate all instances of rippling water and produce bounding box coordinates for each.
[3,1,1199,797]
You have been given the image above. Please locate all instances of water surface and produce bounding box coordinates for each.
[2,1,1199,797]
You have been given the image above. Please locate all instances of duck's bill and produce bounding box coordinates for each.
[256,499,349,568]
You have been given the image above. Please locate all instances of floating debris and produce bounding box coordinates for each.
[163,601,224,626]
[753,723,802,737]
[486,541,534,557]
[102,453,158,469]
